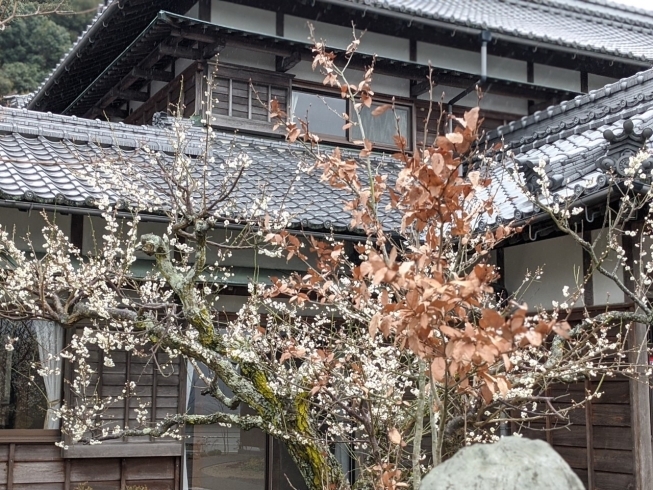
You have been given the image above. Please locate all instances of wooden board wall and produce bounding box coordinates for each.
[521,377,635,490]
[0,443,179,490]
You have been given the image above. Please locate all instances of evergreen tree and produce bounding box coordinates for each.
[0,0,96,97]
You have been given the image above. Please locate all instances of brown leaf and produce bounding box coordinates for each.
[431,357,446,382]
[468,170,480,187]
[369,313,380,338]
[463,107,480,131]
[445,132,463,144]
[388,428,402,445]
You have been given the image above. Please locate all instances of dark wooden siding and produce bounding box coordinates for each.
[415,100,517,148]
[208,63,292,134]
[520,376,635,490]
[0,442,179,489]
[125,62,202,126]
[78,340,182,445]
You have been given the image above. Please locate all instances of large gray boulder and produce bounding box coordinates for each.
[420,436,584,490]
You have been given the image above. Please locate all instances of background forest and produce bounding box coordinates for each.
[0,0,97,97]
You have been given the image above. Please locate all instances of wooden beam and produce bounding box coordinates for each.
[131,67,174,82]
[410,80,431,98]
[170,28,219,44]
[159,43,202,60]
[276,50,301,72]
[111,88,149,102]
[629,322,653,490]
[202,38,227,59]
[581,71,589,93]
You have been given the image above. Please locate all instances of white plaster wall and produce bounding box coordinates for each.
[288,61,410,97]
[588,74,619,92]
[211,0,276,35]
[533,64,581,92]
[416,42,480,75]
[150,81,167,95]
[81,216,167,258]
[0,209,71,254]
[284,16,410,61]
[417,43,527,82]
[504,235,584,311]
[175,58,194,76]
[591,229,625,305]
[129,101,143,113]
[486,55,528,82]
[218,47,276,71]
[418,84,528,115]
[185,2,199,18]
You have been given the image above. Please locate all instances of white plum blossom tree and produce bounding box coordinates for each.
[0,33,651,490]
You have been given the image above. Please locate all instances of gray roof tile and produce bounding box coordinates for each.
[0,107,399,233]
[343,0,653,61]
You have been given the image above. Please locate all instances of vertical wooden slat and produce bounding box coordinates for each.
[151,350,159,440]
[64,458,71,490]
[267,85,272,122]
[585,379,595,489]
[544,387,553,446]
[120,457,127,490]
[582,228,594,307]
[123,351,132,437]
[228,78,233,117]
[7,443,14,490]
[629,322,653,490]
[174,456,180,490]
[248,84,252,120]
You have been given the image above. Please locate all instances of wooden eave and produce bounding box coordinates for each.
[66,11,583,120]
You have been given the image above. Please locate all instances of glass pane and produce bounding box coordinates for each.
[351,103,411,148]
[186,365,266,490]
[291,91,346,138]
[0,320,49,429]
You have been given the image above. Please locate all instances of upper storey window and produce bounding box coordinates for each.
[290,89,412,150]
[209,63,293,134]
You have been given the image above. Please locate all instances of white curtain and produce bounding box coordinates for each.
[183,360,195,490]
[32,319,64,430]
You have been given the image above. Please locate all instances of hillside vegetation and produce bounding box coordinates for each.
[0,0,96,97]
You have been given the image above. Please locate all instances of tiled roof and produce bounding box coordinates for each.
[26,0,197,114]
[0,108,397,232]
[336,0,653,62]
[480,67,653,225]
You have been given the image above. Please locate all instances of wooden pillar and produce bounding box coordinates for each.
[580,71,589,94]
[629,322,653,490]
[527,61,534,115]
[198,0,211,22]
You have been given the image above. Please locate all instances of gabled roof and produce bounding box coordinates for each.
[0,107,397,233]
[481,67,653,226]
[334,0,653,62]
[26,0,196,114]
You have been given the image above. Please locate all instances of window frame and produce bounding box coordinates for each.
[206,62,295,136]
[0,319,65,437]
[291,80,415,151]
